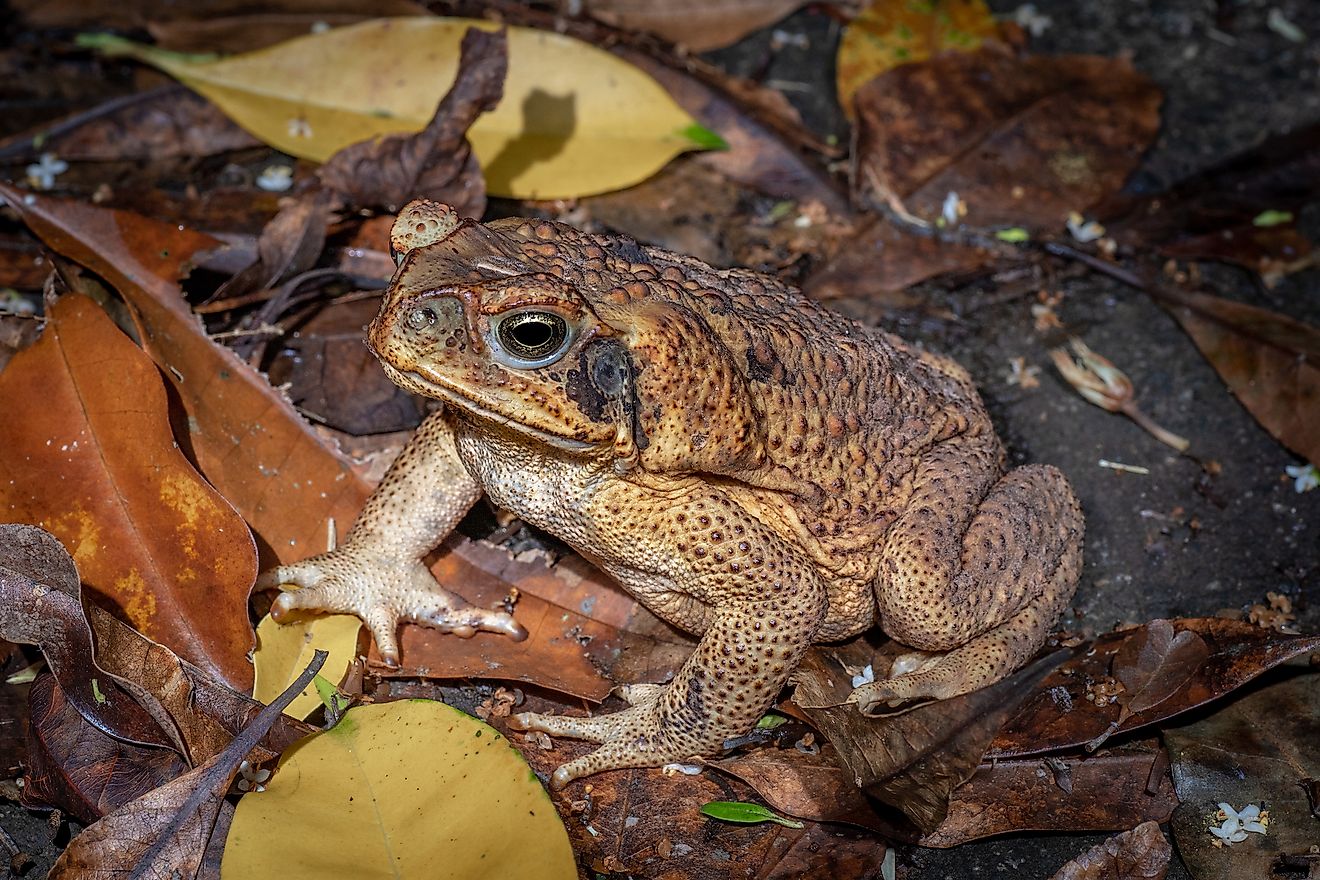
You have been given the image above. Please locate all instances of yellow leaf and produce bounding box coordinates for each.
[836,0,999,118]
[82,18,716,199]
[221,701,575,879]
[252,612,361,720]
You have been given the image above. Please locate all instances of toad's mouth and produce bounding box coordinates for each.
[380,361,597,453]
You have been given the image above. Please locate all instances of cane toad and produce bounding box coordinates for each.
[261,200,1084,788]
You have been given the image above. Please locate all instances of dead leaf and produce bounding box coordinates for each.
[2,524,312,820]
[1166,669,1320,880]
[923,743,1178,848]
[315,25,506,215]
[0,84,260,164]
[0,293,257,689]
[1046,821,1171,880]
[47,649,326,879]
[1113,619,1210,725]
[207,186,333,309]
[836,0,1000,120]
[23,672,186,825]
[809,45,1160,302]
[991,619,1320,758]
[583,0,806,52]
[792,638,1066,831]
[854,46,1161,226]
[1145,284,1320,468]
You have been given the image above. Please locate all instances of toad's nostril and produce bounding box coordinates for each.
[406,307,437,330]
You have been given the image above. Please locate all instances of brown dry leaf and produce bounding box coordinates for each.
[1166,670,1320,880]
[809,45,1160,301]
[0,84,260,164]
[1113,619,1210,725]
[47,650,326,880]
[924,743,1178,848]
[2,524,311,821]
[991,618,1320,758]
[855,46,1161,226]
[23,672,186,825]
[836,0,1000,120]
[0,523,175,752]
[1146,284,1320,468]
[0,293,257,689]
[208,186,334,308]
[792,638,1065,831]
[315,25,506,216]
[583,0,806,52]
[1047,821,1171,880]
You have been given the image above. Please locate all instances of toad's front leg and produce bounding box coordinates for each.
[512,531,828,788]
[257,410,525,662]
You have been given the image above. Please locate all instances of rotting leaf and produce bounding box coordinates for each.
[792,638,1065,831]
[1144,284,1320,468]
[23,671,186,825]
[1112,619,1210,726]
[222,700,576,879]
[314,25,507,216]
[47,651,327,880]
[700,800,804,828]
[807,45,1160,301]
[0,294,258,690]
[1046,821,1171,880]
[0,524,175,752]
[1166,669,1320,880]
[82,18,714,199]
[836,0,1000,120]
[991,619,1320,758]
[923,743,1179,848]
[583,0,805,52]
[9,0,427,30]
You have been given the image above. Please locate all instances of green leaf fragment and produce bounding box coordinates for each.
[1253,209,1294,228]
[755,713,789,729]
[91,677,106,704]
[679,123,729,151]
[700,800,804,828]
[995,227,1031,243]
[314,674,350,714]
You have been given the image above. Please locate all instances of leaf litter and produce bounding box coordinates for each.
[0,3,1317,878]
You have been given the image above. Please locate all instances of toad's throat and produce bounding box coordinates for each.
[380,361,598,453]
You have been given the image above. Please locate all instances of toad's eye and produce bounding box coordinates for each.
[492,310,572,367]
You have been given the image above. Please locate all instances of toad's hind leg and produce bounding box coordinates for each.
[855,463,1083,710]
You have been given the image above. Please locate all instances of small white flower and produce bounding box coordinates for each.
[1067,211,1105,243]
[1209,802,1268,845]
[25,153,69,190]
[1011,3,1053,37]
[941,191,966,227]
[237,759,271,793]
[851,664,875,689]
[1285,463,1319,493]
[287,116,315,139]
[256,164,295,192]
